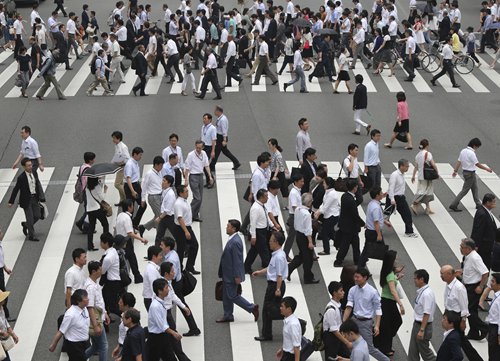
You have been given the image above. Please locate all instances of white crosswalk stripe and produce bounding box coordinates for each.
[2,160,499,361]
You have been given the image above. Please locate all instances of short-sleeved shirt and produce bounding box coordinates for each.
[21,136,41,159]
[381,272,398,300]
[365,199,384,231]
[397,101,409,120]
[59,305,90,342]
[18,54,31,71]
[64,264,86,295]
[458,146,478,171]
[121,325,146,361]
[415,150,433,181]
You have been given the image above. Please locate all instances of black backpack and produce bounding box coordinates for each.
[89,55,97,74]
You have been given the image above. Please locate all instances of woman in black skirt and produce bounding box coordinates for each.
[373,26,395,76]
[333,46,353,94]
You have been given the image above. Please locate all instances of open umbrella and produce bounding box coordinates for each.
[83,163,123,178]
[317,28,338,35]
[292,18,311,28]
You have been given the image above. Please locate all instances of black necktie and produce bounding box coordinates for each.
[461,255,465,270]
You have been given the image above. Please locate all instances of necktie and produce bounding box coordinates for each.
[461,255,465,270]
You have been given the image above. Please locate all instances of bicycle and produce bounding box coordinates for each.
[421,41,474,74]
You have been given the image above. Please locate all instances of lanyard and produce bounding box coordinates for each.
[415,285,429,305]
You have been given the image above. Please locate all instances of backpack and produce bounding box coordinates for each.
[131,55,137,70]
[312,305,335,351]
[73,166,88,203]
[89,55,97,75]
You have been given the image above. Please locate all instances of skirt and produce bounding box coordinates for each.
[301,47,313,58]
[379,48,393,63]
[393,119,409,133]
[338,70,350,81]
[413,179,435,204]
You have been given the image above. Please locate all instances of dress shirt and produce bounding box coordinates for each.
[451,8,461,23]
[253,19,263,34]
[458,146,478,171]
[164,250,181,282]
[444,278,469,317]
[64,264,87,295]
[296,130,311,161]
[258,40,269,56]
[365,199,384,231]
[350,337,370,361]
[251,167,269,197]
[164,280,186,311]
[141,169,163,200]
[102,247,120,281]
[166,39,179,56]
[220,28,228,43]
[174,197,192,226]
[116,211,134,237]
[267,248,288,281]
[162,163,177,178]
[112,141,130,164]
[66,19,76,34]
[206,53,218,69]
[388,169,406,201]
[216,114,229,136]
[347,283,383,318]
[225,40,237,62]
[288,186,302,214]
[48,16,58,33]
[323,299,342,332]
[487,291,500,329]
[21,136,41,159]
[340,18,351,33]
[364,140,380,166]
[282,313,302,353]
[160,188,176,216]
[147,35,157,55]
[143,262,161,298]
[294,206,312,236]
[162,145,184,169]
[267,192,280,217]
[84,277,106,321]
[353,27,365,45]
[318,189,340,218]
[185,150,209,174]
[31,10,43,26]
[292,49,303,70]
[27,172,36,194]
[169,21,178,36]
[441,44,453,60]
[462,250,488,285]
[286,1,295,17]
[13,19,23,36]
[195,26,206,43]
[405,36,416,55]
[112,40,121,57]
[414,285,436,323]
[115,26,127,41]
[201,123,217,146]
[387,21,397,36]
[148,296,170,334]
[59,305,90,342]
[250,201,270,237]
[118,319,127,344]
[343,156,360,178]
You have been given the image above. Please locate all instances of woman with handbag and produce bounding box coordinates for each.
[0,291,19,361]
[411,139,438,215]
[384,91,414,150]
[86,177,110,251]
[268,138,289,202]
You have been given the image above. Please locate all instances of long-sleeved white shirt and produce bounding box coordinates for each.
[318,189,340,218]
[141,168,163,200]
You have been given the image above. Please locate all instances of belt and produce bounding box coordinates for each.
[354,315,372,321]
[415,320,432,325]
[367,164,380,167]
[150,193,162,196]
[463,170,475,173]
[267,280,277,284]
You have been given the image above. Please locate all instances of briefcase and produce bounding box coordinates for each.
[182,269,198,296]
[360,174,372,194]
[363,240,389,260]
[300,336,314,361]
[236,58,247,69]
[243,182,252,202]
[215,280,242,301]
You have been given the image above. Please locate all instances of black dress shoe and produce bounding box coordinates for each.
[430,79,436,86]
[66,67,73,70]
[449,205,462,212]
[28,237,40,242]
[114,203,122,206]
[213,96,222,100]
[254,336,273,341]
[252,304,260,321]
[216,318,234,323]
[21,222,28,236]
[140,93,149,96]
[272,80,278,85]
[232,163,241,170]
[7,318,16,323]
[333,261,343,267]
[192,218,203,222]
[304,279,320,284]
[352,131,361,135]
[183,328,201,336]
[133,89,137,96]
[195,94,205,99]
[187,269,201,275]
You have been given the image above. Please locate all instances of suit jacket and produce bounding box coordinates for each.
[134,52,148,76]
[436,330,463,361]
[81,10,90,27]
[52,31,68,55]
[471,206,497,250]
[266,19,278,40]
[9,171,44,209]
[338,192,364,233]
[218,233,245,284]
[353,83,367,109]
[439,17,451,41]
[300,161,318,194]
[126,19,137,43]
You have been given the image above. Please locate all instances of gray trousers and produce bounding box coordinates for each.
[254,56,278,84]
[144,194,162,230]
[286,65,306,91]
[189,174,204,219]
[450,170,480,208]
[352,43,371,67]
[367,164,382,190]
[353,317,390,361]
[284,214,295,256]
[36,74,65,99]
[23,197,41,238]
[408,321,436,361]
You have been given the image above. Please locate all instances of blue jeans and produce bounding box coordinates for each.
[85,329,108,361]
[222,281,254,320]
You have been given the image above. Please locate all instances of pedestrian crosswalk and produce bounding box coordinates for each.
[0,48,499,98]
[1,160,497,361]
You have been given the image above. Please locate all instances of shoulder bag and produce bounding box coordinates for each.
[423,151,439,181]
[334,159,349,192]
[90,188,113,217]
[363,239,389,260]
[182,269,198,296]
[88,307,104,337]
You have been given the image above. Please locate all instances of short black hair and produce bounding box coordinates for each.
[120,292,136,307]
[339,319,359,334]
[124,308,140,323]
[88,260,101,274]
[281,296,297,312]
[271,231,285,246]
[147,245,162,260]
[355,267,371,279]
[121,199,134,212]
[160,261,174,277]
[163,175,174,185]
[160,237,176,250]
[228,219,241,232]
[468,138,482,148]
[153,156,165,166]
[328,281,343,295]
[132,147,144,155]
[100,232,114,247]
[153,278,168,296]
[71,289,88,305]
[483,193,495,205]
[84,152,96,163]
[256,188,268,200]
[268,180,281,190]
[111,131,123,141]
[347,143,358,153]
[443,310,461,329]
[370,129,381,138]
[414,269,429,284]
[72,248,86,262]
[370,186,382,199]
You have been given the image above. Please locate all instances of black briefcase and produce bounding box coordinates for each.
[363,240,389,260]
[236,58,247,69]
[182,269,198,296]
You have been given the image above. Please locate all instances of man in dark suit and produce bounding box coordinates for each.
[352,74,371,135]
[53,24,72,70]
[436,310,464,361]
[300,147,318,194]
[334,180,365,267]
[126,13,138,53]
[132,45,148,96]
[217,219,260,323]
[471,193,497,270]
[8,158,45,242]
[264,10,277,62]
[438,11,451,42]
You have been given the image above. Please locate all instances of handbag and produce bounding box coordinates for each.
[243,182,252,202]
[359,174,372,194]
[182,269,198,296]
[1,335,15,352]
[0,343,5,361]
[215,280,242,301]
[8,27,15,35]
[236,57,247,69]
[14,74,23,88]
[423,151,439,181]
[88,307,104,337]
[90,190,113,217]
[39,202,48,220]
[334,160,349,192]
[396,132,408,142]
[300,336,314,361]
[363,240,389,260]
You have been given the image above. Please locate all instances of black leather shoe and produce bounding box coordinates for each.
[21,222,28,236]
[28,237,40,242]
[449,205,462,212]
[133,89,137,96]
[232,163,241,170]
[430,79,436,86]
[304,279,320,284]
[216,318,234,323]
[213,96,222,100]
[333,261,343,267]
[254,336,273,341]
[183,328,201,336]
[192,218,203,222]
[272,80,278,85]
[187,269,201,275]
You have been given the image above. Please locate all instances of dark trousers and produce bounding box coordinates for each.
[225,56,242,86]
[244,228,271,270]
[102,280,123,316]
[204,145,213,181]
[87,209,109,250]
[174,225,199,271]
[166,53,183,81]
[480,29,499,52]
[173,279,199,331]
[124,182,147,226]
[367,165,381,190]
[261,280,285,338]
[152,53,168,76]
[254,56,277,84]
[144,297,152,311]
[193,43,204,69]
[288,231,314,282]
[431,59,457,86]
[76,193,88,229]
[23,196,41,239]
[155,215,176,246]
[125,237,141,279]
[335,230,361,264]
[166,310,191,361]
[324,331,349,359]
[403,55,415,79]
[280,351,295,361]
[459,329,483,361]
[465,283,489,337]
[14,35,23,60]
[65,340,87,361]
[488,324,500,361]
[54,1,68,16]
[67,34,80,57]
[374,298,402,354]
[284,214,295,256]
[477,242,493,270]
[199,69,222,98]
[0,269,9,318]
[278,55,293,74]
[132,74,147,95]
[210,134,239,170]
[147,333,176,361]
[359,229,384,268]
[119,40,133,60]
[390,195,414,234]
[320,215,338,254]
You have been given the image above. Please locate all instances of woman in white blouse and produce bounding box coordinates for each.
[86,177,109,251]
[411,139,439,215]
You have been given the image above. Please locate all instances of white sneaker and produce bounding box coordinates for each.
[405,233,419,238]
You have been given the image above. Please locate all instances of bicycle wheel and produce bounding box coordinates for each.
[421,54,439,73]
[455,55,474,74]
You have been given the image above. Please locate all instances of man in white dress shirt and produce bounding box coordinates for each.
[284,174,304,258]
[124,147,147,227]
[252,35,278,85]
[162,133,185,180]
[224,35,243,87]
[276,296,301,361]
[66,12,83,59]
[210,106,241,172]
[64,248,87,309]
[185,140,213,221]
[165,37,184,83]
[284,41,307,93]
[195,47,223,99]
[314,177,340,255]
[100,234,122,316]
[350,20,371,69]
[12,125,44,175]
[387,159,418,237]
[139,156,165,236]
[487,273,500,359]
[296,118,311,164]
[155,175,176,245]
[111,131,130,204]
[364,128,381,189]
[201,113,217,184]
[323,281,350,360]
